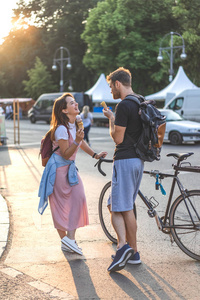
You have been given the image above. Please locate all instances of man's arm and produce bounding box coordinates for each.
[104,109,126,145]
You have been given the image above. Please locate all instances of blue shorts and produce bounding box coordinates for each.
[108,158,144,212]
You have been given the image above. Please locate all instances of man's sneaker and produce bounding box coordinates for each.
[111,251,141,265]
[61,236,83,255]
[107,244,134,272]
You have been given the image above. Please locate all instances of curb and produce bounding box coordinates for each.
[0,194,9,258]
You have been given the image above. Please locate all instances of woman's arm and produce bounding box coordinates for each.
[58,129,84,160]
[80,140,107,159]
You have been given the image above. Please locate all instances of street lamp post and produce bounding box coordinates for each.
[52,46,72,92]
[157,32,187,82]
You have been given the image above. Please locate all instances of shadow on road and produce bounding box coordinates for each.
[65,257,100,299]
[109,263,186,299]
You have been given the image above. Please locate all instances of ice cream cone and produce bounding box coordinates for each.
[78,121,84,129]
[76,115,84,129]
[100,101,108,110]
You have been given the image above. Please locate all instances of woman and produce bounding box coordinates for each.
[39,93,107,255]
[80,105,93,145]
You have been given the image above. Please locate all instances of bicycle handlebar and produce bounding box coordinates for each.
[94,152,195,177]
[94,158,113,176]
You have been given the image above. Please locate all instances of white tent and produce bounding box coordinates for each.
[145,66,199,102]
[85,73,121,103]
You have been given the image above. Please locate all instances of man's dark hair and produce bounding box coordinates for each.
[106,67,132,86]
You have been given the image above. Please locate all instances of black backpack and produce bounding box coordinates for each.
[124,94,166,162]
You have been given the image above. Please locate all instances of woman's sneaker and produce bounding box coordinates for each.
[111,251,141,265]
[61,243,74,253]
[61,236,83,255]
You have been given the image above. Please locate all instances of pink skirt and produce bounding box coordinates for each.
[49,165,89,231]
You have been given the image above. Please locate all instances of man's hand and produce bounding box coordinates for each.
[103,108,114,120]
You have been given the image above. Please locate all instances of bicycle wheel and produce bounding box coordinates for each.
[99,181,117,243]
[98,181,137,244]
[169,190,200,260]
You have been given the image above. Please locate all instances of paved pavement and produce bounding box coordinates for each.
[0,195,9,258]
[0,119,200,299]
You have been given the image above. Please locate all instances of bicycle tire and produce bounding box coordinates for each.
[169,190,200,261]
[98,181,137,244]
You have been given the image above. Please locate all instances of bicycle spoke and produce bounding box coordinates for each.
[170,191,200,260]
[174,230,198,235]
[99,182,117,243]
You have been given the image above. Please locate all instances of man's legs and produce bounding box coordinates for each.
[111,209,137,252]
[111,211,126,249]
[122,210,137,252]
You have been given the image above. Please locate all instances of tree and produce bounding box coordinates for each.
[0,26,48,97]
[172,0,200,85]
[82,0,181,95]
[12,0,101,92]
[23,57,57,99]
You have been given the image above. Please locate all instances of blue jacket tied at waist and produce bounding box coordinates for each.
[38,153,78,215]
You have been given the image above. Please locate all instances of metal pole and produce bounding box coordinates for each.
[169,32,174,82]
[60,47,64,92]
[157,32,186,82]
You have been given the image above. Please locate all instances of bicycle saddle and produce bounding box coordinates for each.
[167,152,194,161]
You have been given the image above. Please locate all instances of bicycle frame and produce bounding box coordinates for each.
[95,152,200,232]
[95,153,200,260]
[139,165,199,231]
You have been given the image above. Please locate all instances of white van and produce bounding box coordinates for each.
[28,92,91,123]
[164,89,200,122]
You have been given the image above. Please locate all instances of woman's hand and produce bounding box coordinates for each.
[75,129,84,144]
[95,151,108,159]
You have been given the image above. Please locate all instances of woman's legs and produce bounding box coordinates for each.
[57,229,66,239]
[57,229,76,240]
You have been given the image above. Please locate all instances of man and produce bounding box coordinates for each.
[103,67,144,272]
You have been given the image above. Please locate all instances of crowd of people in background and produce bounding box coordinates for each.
[0,105,13,119]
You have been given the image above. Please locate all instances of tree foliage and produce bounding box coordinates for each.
[0,0,199,99]
[13,0,100,92]
[23,57,57,100]
[82,0,181,94]
[0,26,47,97]
[172,0,200,85]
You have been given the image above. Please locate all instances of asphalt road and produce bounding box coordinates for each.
[0,119,200,299]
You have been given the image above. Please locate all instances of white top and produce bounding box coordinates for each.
[80,112,93,127]
[55,123,76,141]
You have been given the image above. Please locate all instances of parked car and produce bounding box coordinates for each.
[160,109,200,145]
[28,92,91,124]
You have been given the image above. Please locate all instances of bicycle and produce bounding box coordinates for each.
[95,152,200,261]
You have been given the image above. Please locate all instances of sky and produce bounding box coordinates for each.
[0,0,20,44]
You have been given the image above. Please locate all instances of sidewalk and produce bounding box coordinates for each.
[0,195,9,258]
[0,123,200,299]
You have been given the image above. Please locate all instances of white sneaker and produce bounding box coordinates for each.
[61,243,74,253]
[61,236,83,255]
[61,243,82,253]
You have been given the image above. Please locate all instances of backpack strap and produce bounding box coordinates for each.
[124,94,143,105]
[52,146,59,153]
